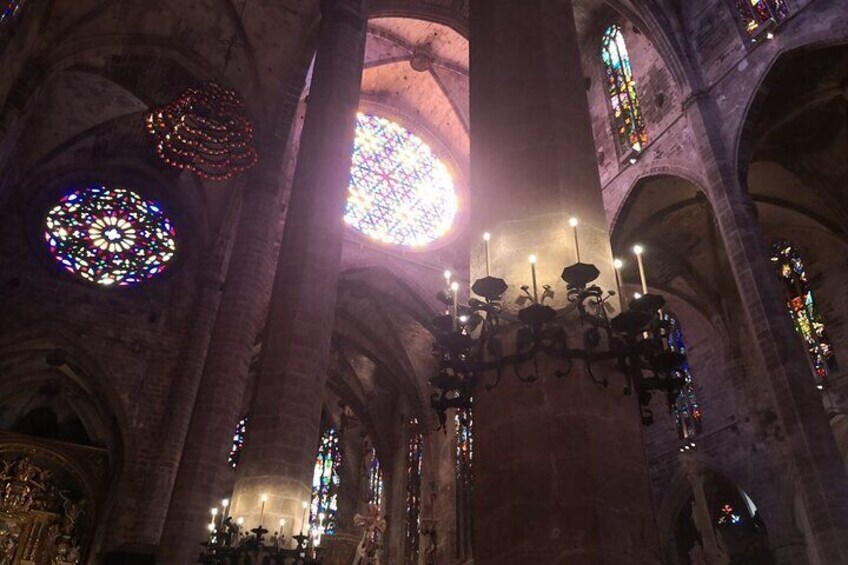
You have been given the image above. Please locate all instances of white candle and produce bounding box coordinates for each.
[259,494,268,526]
[633,245,648,294]
[450,282,459,328]
[529,255,538,303]
[301,501,309,535]
[613,258,623,298]
[569,217,580,263]
[483,232,491,276]
[220,499,229,528]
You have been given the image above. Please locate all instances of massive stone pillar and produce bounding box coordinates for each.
[156,55,314,564]
[469,1,661,563]
[685,95,848,565]
[228,0,368,539]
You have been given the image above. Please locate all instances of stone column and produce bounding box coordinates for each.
[685,94,848,565]
[156,53,315,565]
[469,1,660,563]
[228,0,368,538]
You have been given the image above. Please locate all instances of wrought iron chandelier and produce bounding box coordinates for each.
[429,249,688,430]
[199,518,323,565]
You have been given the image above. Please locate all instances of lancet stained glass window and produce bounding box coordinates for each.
[455,406,474,559]
[228,416,249,469]
[310,427,341,536]
[345,113,457,247]
[366,446,383,508]
[44,185,177,286]
[404,420,423,565]
[601,25,648,156]
[664,314,703,442]
[770,240,836,387]
[735,0,789,37]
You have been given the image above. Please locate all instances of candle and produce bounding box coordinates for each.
[529,255,538,304]
[483,232,491,276]
[211,507,218,531]
[221,499,229,528]
[444,270,452,315]
[633,245,648,294]
[613,258,623,298]
[450,282,459,328]
[259,494,268,526]
[301,501,309,535]
[569,217,580,263]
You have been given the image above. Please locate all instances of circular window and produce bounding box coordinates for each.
[44,184,177,286]
[344,113,457,247]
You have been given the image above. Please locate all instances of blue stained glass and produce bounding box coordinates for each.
[228,417,248,469]
[664,314,703,441]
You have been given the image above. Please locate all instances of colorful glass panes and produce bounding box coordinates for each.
[601,25,648,156]
[455,406,473,559]
[664,314,703,443]
[345,113,457,247]
[310,427,341,536]
[404,420,423,565]
[770,240,836,387]
[366,446,384,508]
[228,416,248,469]
[0,0,24,32]
[44,185,177,286]
[736,0,789,36]
[717,504,743,526]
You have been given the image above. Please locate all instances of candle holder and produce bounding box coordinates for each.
[199,517,323,564]
[429,259,687,429]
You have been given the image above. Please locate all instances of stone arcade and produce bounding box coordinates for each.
[0,0,847,564]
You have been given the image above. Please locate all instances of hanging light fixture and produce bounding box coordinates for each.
[146,81,259,181]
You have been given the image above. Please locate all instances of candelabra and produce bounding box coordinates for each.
[199,518,323,565]
[429,256,688,430]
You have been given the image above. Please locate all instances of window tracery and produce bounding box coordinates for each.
[735,0,789,37]
[663,314,703,443]
[456,406,473,559]
[44,185,177,286]
[770,240,836,388]
[404,420,423,564]
[601,25,648,156]
[310,427,341,536]
[228,416,249,469]
[345,113,457,247]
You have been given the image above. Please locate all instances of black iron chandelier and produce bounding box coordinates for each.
[429,250,688,429]
[199,518,323,565]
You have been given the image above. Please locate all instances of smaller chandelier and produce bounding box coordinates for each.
[146,81,259,181]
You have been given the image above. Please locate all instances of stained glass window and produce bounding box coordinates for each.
[345,113,457,247]
[0,0,24,33]
[366,446,383,508]
[310,427,342,536]
[455,406,473,559]
[228,416,248,469]
[717,504,743,526]
[770,240,836,388]
[44,184,177,286]
[601,25,648,156]
[664,314,703,443]
[735,0,789,37]
[404,419,423,565]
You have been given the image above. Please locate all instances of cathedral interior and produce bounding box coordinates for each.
[0,0,847,564]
